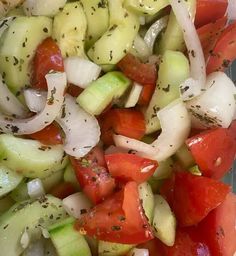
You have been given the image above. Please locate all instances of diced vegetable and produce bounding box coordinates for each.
[151,158,173,180]
[50,182,76,200]
[128,248,149,256]
[64,164,80,190]
[27,178,45,199]
[98,241,134,256]
[124,82,143,108]
[174,144,195,169]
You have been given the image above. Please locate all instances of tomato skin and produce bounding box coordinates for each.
[198,193,236,256]
[28,123,62,145]
[138,83,156,106]
[105,153,158,184]
[207,21,236,74]
[100,109,146,146]
[195,0,228,28]
[70,147,116,204]
[32,37,64,90]
[50,182,77,199]
[186,128,236,179]
[75,181,154,244]
[197,16,227,61]
[66,84,83,97]
[159,175,175,208]
[172,172,230,227]
[117,54,157,85]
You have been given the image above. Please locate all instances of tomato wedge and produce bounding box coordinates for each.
[75,181,154,244]
[197,16,227,61]
[207,21,236,74]
[50,182,77,199]
[117,54,157,85]
[66,84,83,97]
[100,108,145,146]
[28,123,62,145]
[105,153,158,184]
[70,147,116,204]
[198,193,236,256]
[195,0,228,28]
[172,172,230,227]
[138,83,156,106]
[32,37,64,90]
[186,128,236,179]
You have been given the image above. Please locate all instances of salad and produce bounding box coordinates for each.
[0,0,235,255]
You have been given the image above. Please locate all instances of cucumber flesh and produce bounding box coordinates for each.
[52,2,87,58]
[0,195,67,256]
[77,71,130,115]
[49,218,91,256]
[152,158,174,180]
[0,16,52,94]
[98,241,133,256]
[64,164,80,190]
[0,195,15,215]
[41,170,64,192]
[145,50,190,134]
[174,144,195,169]
[10,179,30,202]
[0,165,23,197]
[0,134,68,178]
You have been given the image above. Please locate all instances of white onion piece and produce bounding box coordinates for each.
[0,72,66,135]
[64,57,101,88]
[20,229,30,249]
[128,248,149,256]
[24,89,47,113]
[169,0,206,101]
[56,94,100,157]
[114,99,191,161]
[27,178,45,199]
[144,16,168,53]
[227,0,236,20]
[0,76,29,117]
[62,192,92,218]
[132,34,151,61]
[187,72,236,128]
[0,17,15,38]
[124,82,143,108]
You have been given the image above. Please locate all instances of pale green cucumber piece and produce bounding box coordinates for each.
[77,71,131,115]
[0,195,15,215]
[174,144,195,169]
[148,178,163,194]
[124,0,169,15]
[98,241,133,256]
[52,2,87,58]
[64,164,80,190]
[157,0,196,54]
[152,158,173,180]
[152,195,176,246]
[0,195,67,256]
[0,134,68,178]
[0,16,52,94]
[107,0,126,24]
[189,165,202,176]
[10,179,29,202]
[145,50,190,134]
[87,10,139,65]
[0,165,23,197]
[81,0,109,48]
[138,182,154,223]
[6,6,25,16]
[49,218,91,256]
[42,170,64,192]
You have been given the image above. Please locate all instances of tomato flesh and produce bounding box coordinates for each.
[75,181,154,244]
[105,153,158,184]
[32,37,64,90]
[186,128,236,179]
[50,182,77,199]
[138,83,156,106]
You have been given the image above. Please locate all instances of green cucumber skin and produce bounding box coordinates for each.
[0,134,68,179]
[98,241,133,256]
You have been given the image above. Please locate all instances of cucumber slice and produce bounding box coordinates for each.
[77,71,130,115]
[174,144,195,169]
[49,218,91,256]
[145,50,190,134]
[10,179,30,202]
[0,165,23,197]
[138,182,154,223]
[189,165,202,176]
[0,195,15,215]
[0,134,68,178]
[64,164,80,190]
[0,16,52,94]
[52,2,87,58]
[152,158,173,180]
[6,6,25,16]
[81,0,109,47]
[0,195,67,256]
[41,170,64,192]
[98,241,133,256]
[152,195,176,246]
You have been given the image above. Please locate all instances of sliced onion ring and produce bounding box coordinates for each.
[0,72,66,135]
[169,0,206,101]
[114,99,191,162]
[227,0,236,20]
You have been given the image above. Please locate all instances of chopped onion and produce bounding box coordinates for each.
[20,229,30,249]
[144,16,168,53]
[124,82,143,108]
[64,57,101,88]
[0,72,67,135]
[56,94,101,158]
[187,72,236,129]
[128,248,149,256]
[27,178,45,199]
[62,192,92,218]
[131,34,151,61]
[0,76,29,117]
[114,99,191,162]
[24,89,47,113]
[169,0,206,101]
[227,0,236,20]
